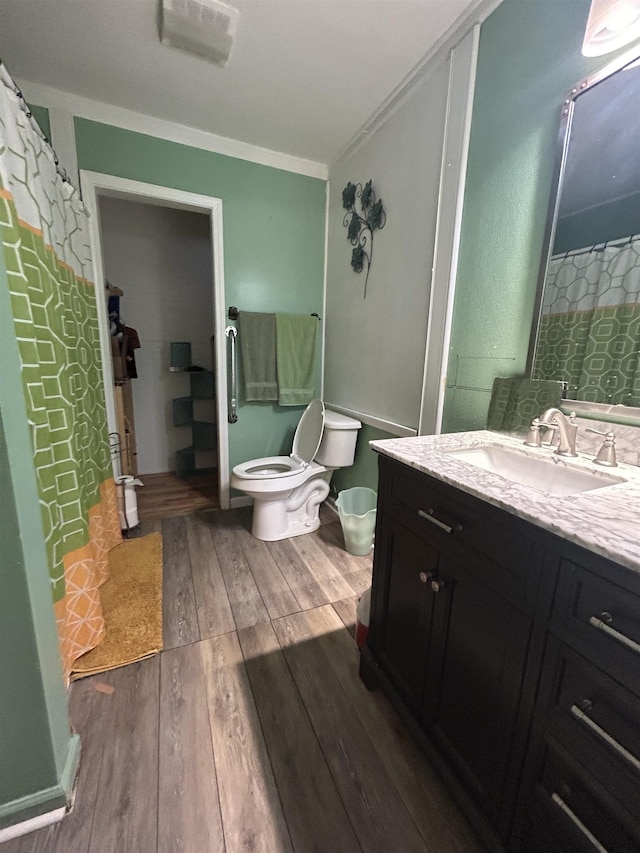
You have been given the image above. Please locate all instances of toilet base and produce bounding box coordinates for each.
[250,476,331,541]
[252,509,322,541]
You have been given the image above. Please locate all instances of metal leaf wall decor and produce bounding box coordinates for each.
[341,179,386,298]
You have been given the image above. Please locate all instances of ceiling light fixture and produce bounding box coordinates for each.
[160,0,239,67]
[582,0,640,56]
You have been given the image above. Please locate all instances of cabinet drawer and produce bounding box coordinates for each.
[523,738,639,852]
[380,455,540,608]
[552,560,640,694]
[538,639,640,818]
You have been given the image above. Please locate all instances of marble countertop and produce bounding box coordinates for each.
[371,430,640,575]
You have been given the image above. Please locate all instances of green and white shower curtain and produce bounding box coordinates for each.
[0,63,121,681]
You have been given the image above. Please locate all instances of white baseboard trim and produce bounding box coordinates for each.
[0,806,65,843]
[0,733,80,839]
[324,496,339,517]
[229,495,253,509]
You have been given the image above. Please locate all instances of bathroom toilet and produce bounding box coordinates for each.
[231,399,362,541]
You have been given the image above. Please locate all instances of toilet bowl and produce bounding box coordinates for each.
[231,399,362,541]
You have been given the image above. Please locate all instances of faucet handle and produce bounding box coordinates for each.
[524,419,542,447]
[524,417,556,447]
[585,427,617,467]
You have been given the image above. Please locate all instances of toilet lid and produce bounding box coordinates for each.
[292,398,325,465]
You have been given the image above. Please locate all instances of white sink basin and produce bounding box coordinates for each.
[446,445,625,495]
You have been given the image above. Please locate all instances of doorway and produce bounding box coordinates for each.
[81,171,230,510]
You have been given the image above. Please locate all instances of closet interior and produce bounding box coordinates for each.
[100,195,219,519]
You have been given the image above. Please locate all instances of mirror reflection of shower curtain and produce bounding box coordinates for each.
[533,235,640,404]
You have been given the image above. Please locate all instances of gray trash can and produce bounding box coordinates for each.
[335,487,377,556]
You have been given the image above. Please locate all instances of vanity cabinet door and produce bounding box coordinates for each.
[424,550,534,834]
[368,514,438,714]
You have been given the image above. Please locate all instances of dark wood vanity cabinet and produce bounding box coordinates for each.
[361,453,640,852]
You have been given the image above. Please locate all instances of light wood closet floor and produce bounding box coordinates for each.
[136,470,219,522]
[2,507,484,853]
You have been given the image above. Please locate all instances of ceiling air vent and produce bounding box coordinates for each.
[160,0,239,67]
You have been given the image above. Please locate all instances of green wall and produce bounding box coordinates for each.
[28,104,51,141]
[74,119,326,473]
[0,245,79,829]
[442,0,599,432]
[0,411,57,814]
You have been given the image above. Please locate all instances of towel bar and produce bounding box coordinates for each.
[227,306,321,321]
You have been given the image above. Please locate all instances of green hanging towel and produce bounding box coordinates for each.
[275,313,318,406]
[239,312,278,401]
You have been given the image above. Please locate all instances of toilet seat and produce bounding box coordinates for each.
[232,399,325,482]
[233,455,305,480]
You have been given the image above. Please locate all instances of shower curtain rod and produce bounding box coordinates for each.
[0,60,71,185]
[554,233,639,259]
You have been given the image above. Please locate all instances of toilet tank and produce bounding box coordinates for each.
[314,409,362,467]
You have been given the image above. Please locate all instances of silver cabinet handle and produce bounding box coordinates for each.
[551,793,608,852]
[589,615,640,656]
[225,325,238,424]
[570,704,640,773]
[417,508,462,534]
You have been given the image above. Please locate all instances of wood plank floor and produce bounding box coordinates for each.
[136,470,219,522]
[2,507,485,853]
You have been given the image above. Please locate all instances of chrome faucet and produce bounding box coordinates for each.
[526,408,578,457]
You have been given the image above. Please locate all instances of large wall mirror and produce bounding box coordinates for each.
[527,48,640,419]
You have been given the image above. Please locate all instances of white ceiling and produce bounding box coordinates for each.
[0,0,484,167]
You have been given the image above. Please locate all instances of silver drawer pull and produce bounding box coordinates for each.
[417,508,462,534]
[570,704,640,773]
[551,793,608,852]
[589,615,640,656]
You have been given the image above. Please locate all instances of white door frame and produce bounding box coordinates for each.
[80,170,230,509]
